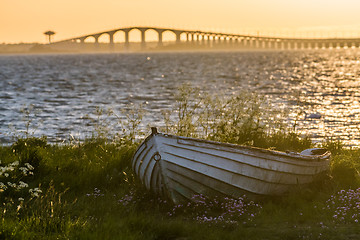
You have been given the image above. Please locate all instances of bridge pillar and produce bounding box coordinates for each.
[124,30,130,51]
[258,39,263,48]
[196,34,200,43]
[158,32,163,46]
[201,34,206,45]
[302,42,308,49]
[174,31,182,44]
[139,29,146,50]
[291,41,296,49]
[109,32,115,51]
[246,38,250,47]
[208,35,213,46]
[228,37,233,48]
[94,35,100,44]
[286,41,290,50]
[191,34,195,44]
[237,38,242,47]
[248,38,253,48]
[299,42,304,50]
[275,41,281,49]
[234,38,239,48]
[212,35,217,45]
[109,33,114,44]
[244,38,249,48]
[94,35,100,50]
[218,36,222,45]
[255,39,259,48]
[268,40,273,49]
[222,36,226,46]
[309,42,315,49]
[157,30,165,47]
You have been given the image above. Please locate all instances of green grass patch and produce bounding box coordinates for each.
[1,135,360,239]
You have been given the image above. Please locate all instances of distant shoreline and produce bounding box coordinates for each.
[0,42,321,55]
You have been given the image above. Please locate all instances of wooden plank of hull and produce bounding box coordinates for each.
[150,162,164,195]
[163,156,301,197]
[132,138,158,189]
[132,141,147,171]
[163,160,264,203]
[162,150,316,186]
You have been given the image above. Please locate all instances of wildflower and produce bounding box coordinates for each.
[0,182,7,190]
[18,181,29,189]
[7,182,16,188]
[29,188,42,198]
[25,163,34,170]
[167,195,261,226]
[10,161,19,167]
[326,188,360,223]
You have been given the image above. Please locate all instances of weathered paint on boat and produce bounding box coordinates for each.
[132,128,331,203]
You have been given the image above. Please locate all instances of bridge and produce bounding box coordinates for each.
[53,26,360,51]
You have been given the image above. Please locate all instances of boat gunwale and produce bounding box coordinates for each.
[156,132,330,162]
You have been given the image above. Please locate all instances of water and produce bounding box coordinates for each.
[1,50,360,146]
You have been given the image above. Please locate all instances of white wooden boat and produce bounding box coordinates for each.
[132,128,331,203]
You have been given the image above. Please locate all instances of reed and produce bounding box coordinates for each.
[161,84,312,152]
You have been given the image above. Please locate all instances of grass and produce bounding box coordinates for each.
[1,86,360,239]
[1,135,360,239]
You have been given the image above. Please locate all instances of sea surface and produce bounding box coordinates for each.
[1,50,360,146]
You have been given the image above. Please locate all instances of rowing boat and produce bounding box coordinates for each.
[132,128,330,203]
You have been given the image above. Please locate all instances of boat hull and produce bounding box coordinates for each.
[132,131,330,203]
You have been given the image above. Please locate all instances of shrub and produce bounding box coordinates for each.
[11,137,48,171]
[331,155,359,188]
[162,84,312,152]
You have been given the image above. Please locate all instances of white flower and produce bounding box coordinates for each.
[0,182,7,190]
[10,161,19,167]
[7,182,16,188]
[29,188,42,198]
[25,163,34,170]
[18,181,29,189]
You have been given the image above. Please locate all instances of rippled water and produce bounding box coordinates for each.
[1,50,360,146]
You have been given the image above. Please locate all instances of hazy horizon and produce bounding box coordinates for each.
[1,0,360,44]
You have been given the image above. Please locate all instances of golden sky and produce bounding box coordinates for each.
[1,0,360,43]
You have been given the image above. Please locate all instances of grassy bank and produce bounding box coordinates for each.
[1,135,360,240]
[2,86,360,239]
